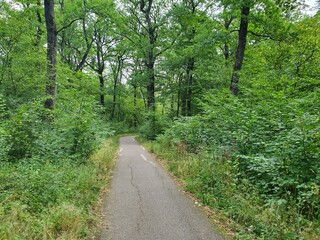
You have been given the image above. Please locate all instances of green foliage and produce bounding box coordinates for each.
[146,138,320,239]
[0,127,9,162]
[0,139,118,239]
[0,69,114,163]
[0,95,9,161]
[139,112,171,140]
[155,81,320,238]
[5,102,42,161]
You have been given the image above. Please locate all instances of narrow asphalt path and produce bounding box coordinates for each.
[100,136,224,240]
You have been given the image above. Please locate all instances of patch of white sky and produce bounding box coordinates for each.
[305,0,318,14]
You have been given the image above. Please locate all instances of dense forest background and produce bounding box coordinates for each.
[0,0,319,239]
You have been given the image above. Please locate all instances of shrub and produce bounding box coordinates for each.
[154,88,320,238]
[0,138,118,239]
[139,112,171,140]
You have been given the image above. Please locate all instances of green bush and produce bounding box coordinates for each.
[2,90,114,163]
[6,103,42,161]
[153,87,320,238]
[147,139,320,239]
[139,112,171,140]
[0,127,9,162]
[0,138,118,239]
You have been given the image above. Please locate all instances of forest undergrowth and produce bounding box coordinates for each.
[0,92,118,239]
[0,138,118,240]
[141,88,320,240]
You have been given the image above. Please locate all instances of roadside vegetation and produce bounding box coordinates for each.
[0,87,118,239]
[141,86,320,239]
[0,134,117,239]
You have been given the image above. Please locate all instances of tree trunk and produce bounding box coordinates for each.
[44,0,58,109]
[111,55,124,119]
[146,61,155,111]
[111,81,117,119]
[133,84,138,128]
[98,73,105,106]
[185,57,194,116]
[177,73,182,117]
[95,29,105,107]
[224,43,230,64]
[181,58,194,116]
[170,92,174,119]
[140,0,156,111]
[223,11,234,67]
[35,0,43,49]
[230,5,250,96]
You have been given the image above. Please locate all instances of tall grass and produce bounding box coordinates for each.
[143,139,320,240]
[0,138,118,240]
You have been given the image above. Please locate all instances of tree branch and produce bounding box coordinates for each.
[229,29,239,34]
[247,30,277,41]
[57,18,82,33]
[155,31,182,57]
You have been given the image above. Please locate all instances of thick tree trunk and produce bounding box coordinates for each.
[181,58,195,116]
[230,6,250,96]
[44,0,58,109]
[140,0,156,111]
[95,30,105,107]
[111,55,124,119]
[133,84,138,128]
[146,31,156,111]
[185,57,194,116]
[181,88,187,116]
[224,43,230,63]
[170,92,174,118]
[177,73,182,117]
[111,82,117,119]
[146,61,155,111]
[98,73,105,106]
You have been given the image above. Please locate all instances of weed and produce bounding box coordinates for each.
[143,139,320,239]
[0,138,118,239]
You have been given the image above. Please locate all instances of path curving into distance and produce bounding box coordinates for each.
[100,136,224,240]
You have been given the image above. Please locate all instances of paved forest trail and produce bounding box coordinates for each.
[100,136,224,240]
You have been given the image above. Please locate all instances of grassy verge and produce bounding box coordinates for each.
[140,138,320,240]
[0,138,118,240]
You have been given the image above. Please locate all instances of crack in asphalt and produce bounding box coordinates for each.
[128,163,145,234]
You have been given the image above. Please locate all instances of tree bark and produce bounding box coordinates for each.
[177,73,182,117]
[98,73,105,106]
[95,28,105,106]
[222,11,234,67]
[133,84,138,128]
[44,0,58,109]
[181,1,196,116]
[230,5,250,96]
[140,0,156,111]
[181,55,195,116]
[146,61,155,111]
[185,57,194,116]
[111,54,124,119]
[35,0,43,49]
